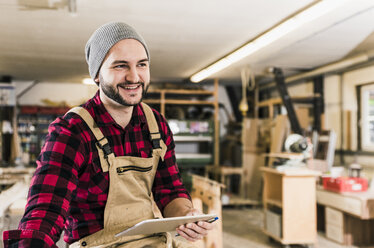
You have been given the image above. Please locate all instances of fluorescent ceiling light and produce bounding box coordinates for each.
[82,78,96,85]
[190,0,352,83]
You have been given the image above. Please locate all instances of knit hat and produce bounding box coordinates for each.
[85,22,149,81]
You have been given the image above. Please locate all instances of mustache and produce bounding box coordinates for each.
[117,82,145,87]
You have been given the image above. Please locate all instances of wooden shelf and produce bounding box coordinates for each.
[143,99,215,105]
[257,94,321,119]
[257,94,321,107]
[148,89,214,95]
[262,167,318,245]
[173,136,213,142]
[266,198,283,208]
[175,153,211,159]
[262,229,283,243]
[261,166,321,176]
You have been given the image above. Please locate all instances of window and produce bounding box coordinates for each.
[360,84,374,151]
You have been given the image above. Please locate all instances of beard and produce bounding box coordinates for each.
[99,74,149,107]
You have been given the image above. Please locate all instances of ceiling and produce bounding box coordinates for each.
[1,0,374,85]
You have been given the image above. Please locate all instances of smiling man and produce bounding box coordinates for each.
[3,22,214,248]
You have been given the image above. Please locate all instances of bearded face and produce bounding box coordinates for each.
[100,73,149,106]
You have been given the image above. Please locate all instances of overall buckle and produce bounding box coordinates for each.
[96,137,112,165]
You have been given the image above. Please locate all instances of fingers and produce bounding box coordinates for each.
[176,225,202,242]
[176,221,214,242]
[196,221,215,230]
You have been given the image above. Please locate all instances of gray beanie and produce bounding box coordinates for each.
[85,22,149,81]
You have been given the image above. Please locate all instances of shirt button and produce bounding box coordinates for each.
[82,241,87,246]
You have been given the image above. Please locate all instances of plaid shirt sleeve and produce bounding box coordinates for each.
[3,117,86,248]
[151,110,191,213]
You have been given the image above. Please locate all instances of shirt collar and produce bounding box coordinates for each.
[88,90,147,127]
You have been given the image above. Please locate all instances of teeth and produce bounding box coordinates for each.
[122,85,139,90]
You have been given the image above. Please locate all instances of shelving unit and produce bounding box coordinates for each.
[143,79,219,170]
[261,167,320,247]
[17,106,69,166]
[257,94,320,119]
[169,119,214,169]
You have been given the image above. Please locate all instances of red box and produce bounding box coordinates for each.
[322,177,368,193]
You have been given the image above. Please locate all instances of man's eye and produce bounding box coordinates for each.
[138,63,148,67]
[114,65,128,69]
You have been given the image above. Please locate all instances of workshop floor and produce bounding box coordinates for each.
[222,207,354,248]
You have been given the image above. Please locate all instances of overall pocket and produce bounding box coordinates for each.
[116,165,153,174]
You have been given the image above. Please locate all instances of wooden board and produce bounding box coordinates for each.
[0,181,29,217]
[242,152,264,201]
[295,107,310,130]
[268,115,290,166]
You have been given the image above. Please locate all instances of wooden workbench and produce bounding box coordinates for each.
[316,187,374,246]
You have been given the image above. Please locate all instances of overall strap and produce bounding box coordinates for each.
[68,107,113,172]
[141,103,161,149]
[141,103,167,160]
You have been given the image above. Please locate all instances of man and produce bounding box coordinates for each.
[3,22,214,247]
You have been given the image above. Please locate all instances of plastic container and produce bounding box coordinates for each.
[322,176,368,193]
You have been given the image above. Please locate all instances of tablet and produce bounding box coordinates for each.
[115,214,217,237]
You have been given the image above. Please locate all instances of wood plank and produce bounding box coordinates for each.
[316,189,363,218]
[143,99,216,105]
[266,199,283,208]
[282,176,317,243]
[242,152,264,201]
[191,174,223,248]
[295,107,310,130]
[148,89,214,95]
[263,152,304,160]
[346,110,352,150]
[0,181,28,217]
[258,94,321,107]
[260,167,321,177]
[242,118,258,150]
[268,115,290,166]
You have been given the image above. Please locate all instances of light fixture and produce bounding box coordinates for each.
[189,0,352,83]
[82,78,96,85]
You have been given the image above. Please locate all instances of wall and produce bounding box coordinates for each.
[262,69,374,171]
[284,65,374,171]
[14,81,98,106]
[338,65,374,171]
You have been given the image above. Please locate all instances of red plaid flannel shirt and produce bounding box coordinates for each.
[3,91,190,247]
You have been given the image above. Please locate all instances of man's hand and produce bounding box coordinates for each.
[175,209,216,242]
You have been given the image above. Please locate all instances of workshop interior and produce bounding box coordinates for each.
[2,0,374,247]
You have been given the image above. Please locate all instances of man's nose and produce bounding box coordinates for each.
[125,67,140,83]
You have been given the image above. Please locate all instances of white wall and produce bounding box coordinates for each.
[14,81,98,107]
[324,75,342,149]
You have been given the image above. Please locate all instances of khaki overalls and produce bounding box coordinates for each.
[68,103,194,248]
